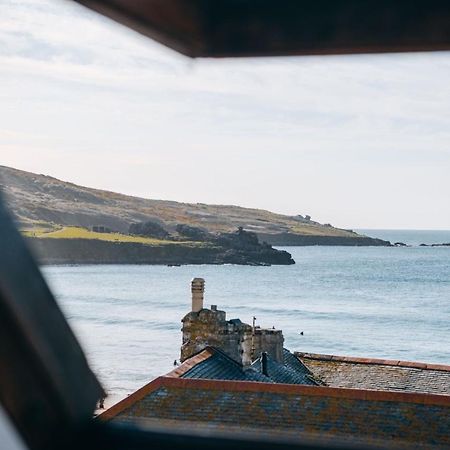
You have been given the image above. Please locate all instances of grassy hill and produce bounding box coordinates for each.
[23,226,208,247]
[0,165,388,246]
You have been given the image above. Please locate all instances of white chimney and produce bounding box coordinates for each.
[191,278,205,312]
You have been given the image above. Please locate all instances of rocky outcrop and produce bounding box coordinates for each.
[213,228,294,265]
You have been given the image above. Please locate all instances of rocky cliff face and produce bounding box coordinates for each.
[27,233,295,266]
[210,228,295,264]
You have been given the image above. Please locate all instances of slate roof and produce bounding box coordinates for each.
[250,348,318,385]
[228,318,243,325]
[179,347,271,382]
[296,352,450,396]
[166,347,318,385]
[100,377,450,449]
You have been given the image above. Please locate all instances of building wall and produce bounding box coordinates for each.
[181,309,252,363]
[253,329,284,363]
[181,307,284,365]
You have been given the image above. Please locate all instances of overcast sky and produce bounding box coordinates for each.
[1,0,449,229]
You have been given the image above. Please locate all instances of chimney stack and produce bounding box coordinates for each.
[261,352,268,376]
[191,278,205,312]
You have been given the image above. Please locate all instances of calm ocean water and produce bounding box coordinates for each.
[358,229,450,246]
[42,230,450,401]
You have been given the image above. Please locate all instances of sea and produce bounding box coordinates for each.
[41,229,450,403]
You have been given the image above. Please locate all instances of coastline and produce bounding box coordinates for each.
[27,237,295,266]
[257,232,391,247]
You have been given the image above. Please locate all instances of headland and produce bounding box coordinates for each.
[0,165,391,265]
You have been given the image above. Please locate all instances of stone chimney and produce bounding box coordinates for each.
[191,278,205,312]
[181,278,284,365]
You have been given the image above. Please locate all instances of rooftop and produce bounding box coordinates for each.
[296,352,450,396]
[99,376,450,449]
[170,347,270,382]
[250,349,320,385]
[167,347,318,385]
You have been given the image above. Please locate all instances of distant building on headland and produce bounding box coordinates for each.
[99,278,450,449]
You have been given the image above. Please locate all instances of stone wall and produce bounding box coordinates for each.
[181,308,252,363]
[181,307,283,365]
[253,328,284,363]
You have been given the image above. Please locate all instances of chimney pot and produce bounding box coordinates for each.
[191,278,205,312]
[211,305,217,311]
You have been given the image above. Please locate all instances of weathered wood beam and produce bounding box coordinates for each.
[73,0,450,57]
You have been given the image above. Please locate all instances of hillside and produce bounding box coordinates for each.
[0,165,389,246]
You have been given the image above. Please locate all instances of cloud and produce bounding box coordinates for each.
[0,0,449,228]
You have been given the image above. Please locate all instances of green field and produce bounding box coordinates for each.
[23,226,203,246]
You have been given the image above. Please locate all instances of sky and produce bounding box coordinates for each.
[1,0,449,229]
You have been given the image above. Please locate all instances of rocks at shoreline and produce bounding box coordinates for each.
[419,243,450,247]
[213,227,294,265]
[27,227,295,266]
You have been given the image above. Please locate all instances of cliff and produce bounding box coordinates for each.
[26,233,295,266]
